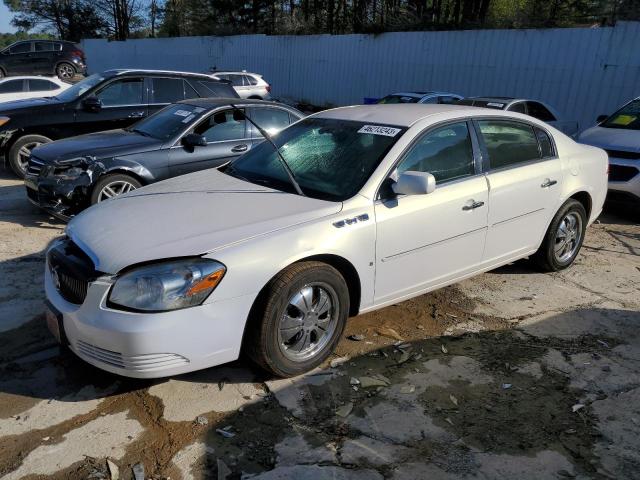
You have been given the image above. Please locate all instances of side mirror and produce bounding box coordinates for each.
[392,171,436,196]
[182,133,207,149]
[82,96,102,112]
[596,114,608,123]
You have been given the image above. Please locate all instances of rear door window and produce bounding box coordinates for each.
[249,107,293,137]
[34,42,55,52]
[245,75,258,86]
[151,77,187,104]
[227,74,246,87]
[0,79,25,93]
[509,102,526,114]
[526,102,557,122]
[535,128,555,158]
[477,120,541,169]
[28,79,58,91]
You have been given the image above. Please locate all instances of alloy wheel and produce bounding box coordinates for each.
[554,212,583,263]
[278,283,338,362]
[17,142,42,172]
[97,181,137,202]
[57,64,75,79]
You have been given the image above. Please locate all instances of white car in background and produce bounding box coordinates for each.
[458,96,579,137]
[578,97,640,205]
[44,104,607,379]
[210,71,271,99]
[0,76,70,103]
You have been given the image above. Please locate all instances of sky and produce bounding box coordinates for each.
[0,3,17,33]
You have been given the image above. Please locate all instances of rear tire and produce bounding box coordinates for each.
[244,261,350,377]
[90,173,142,204]
[8,134,51,178]
[56,62,75,80]
[532,199,587,272]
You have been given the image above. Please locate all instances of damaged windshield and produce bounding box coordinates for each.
[225,117,406,201]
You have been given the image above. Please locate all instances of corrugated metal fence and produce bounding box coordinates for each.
[82,21,640,131]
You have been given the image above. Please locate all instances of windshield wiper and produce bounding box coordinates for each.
[229,104,305,197]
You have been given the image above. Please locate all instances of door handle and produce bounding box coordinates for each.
[462,200,485,211]
[128,111,145,118]
[231,144,248,153]
[541,179,558,188]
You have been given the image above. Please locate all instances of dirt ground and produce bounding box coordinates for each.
[0,168,639,480]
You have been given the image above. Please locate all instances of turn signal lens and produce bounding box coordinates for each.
[0,116,10,127]
[187,269,225,296]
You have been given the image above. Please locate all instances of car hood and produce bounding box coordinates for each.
[32,129,163,164]
[67,169,342,274]
[0,96,62,113]
[579,126,640,152]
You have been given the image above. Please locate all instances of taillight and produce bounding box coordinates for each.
[266,85,271,93]
[72,49,85,60]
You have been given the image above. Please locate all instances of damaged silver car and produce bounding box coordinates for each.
[24,98,302,219]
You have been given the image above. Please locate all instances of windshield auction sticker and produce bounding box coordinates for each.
[358,125,402,137]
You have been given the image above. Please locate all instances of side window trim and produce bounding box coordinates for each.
[375,118,483,200]
[471,117,559,174]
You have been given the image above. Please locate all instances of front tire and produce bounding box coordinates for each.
[90,173,142,205]
[8,134,52,178]
[532,199,587,272]
[245,261,350,377]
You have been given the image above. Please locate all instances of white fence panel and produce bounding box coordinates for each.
[82,21,640,131]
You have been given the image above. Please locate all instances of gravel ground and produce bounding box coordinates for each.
[0,168,639,480]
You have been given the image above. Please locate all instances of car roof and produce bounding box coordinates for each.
[105,69,216,79]
[212,71,262,77]
[0,76,62,82]
[314,104,507,127]
[177,97,299,111]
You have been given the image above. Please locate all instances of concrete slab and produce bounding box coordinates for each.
[0,384,116,437]
[2,410,143,480]
[265,370,336,418]
[242,465,384,480]
[171,440,216,480]
[149,367,263,421]
[340,436,413,467]
[275,432,337,466]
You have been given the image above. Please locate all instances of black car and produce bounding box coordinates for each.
[24,98,303,219]
[0,40,86,80]
[0,69,238,178]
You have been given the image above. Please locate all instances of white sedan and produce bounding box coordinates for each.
[44,104,608,378]
[0,76,70,103]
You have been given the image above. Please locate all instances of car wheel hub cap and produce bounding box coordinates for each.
[18,142,42,170]
[278,284,338,362]
[554,212,582,263]
[97,181,137,202]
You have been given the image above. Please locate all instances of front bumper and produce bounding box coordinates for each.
[24,171,93,220]
[608,157,640,203]
[45,259,254,378]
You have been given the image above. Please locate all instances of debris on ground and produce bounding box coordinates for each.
[572,403,585,413]
[336,402,354,418]
[106,459,119,480]
[196,415,208,426]
[441,344,449,354]
[132,463,144,480]
[376,327,404,341]
[359,375,391,388]
[330,356,349,368]
[217,458,232,480]
[347,334,365,341]
[216,426,236,438]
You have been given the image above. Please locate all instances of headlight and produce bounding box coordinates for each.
[109,258,226,312]
[55,166,86,180]
[0,116,10,128]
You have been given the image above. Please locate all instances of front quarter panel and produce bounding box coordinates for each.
[203,196,376,313]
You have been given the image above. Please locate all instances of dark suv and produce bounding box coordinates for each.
[0,40,86,80]
[0,69,238,177]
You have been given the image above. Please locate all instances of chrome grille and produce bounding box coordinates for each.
[27,156,45,176]
[55,268,88,304]
[76,341,190,371]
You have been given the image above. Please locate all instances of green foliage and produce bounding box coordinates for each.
[0,31,55,49]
